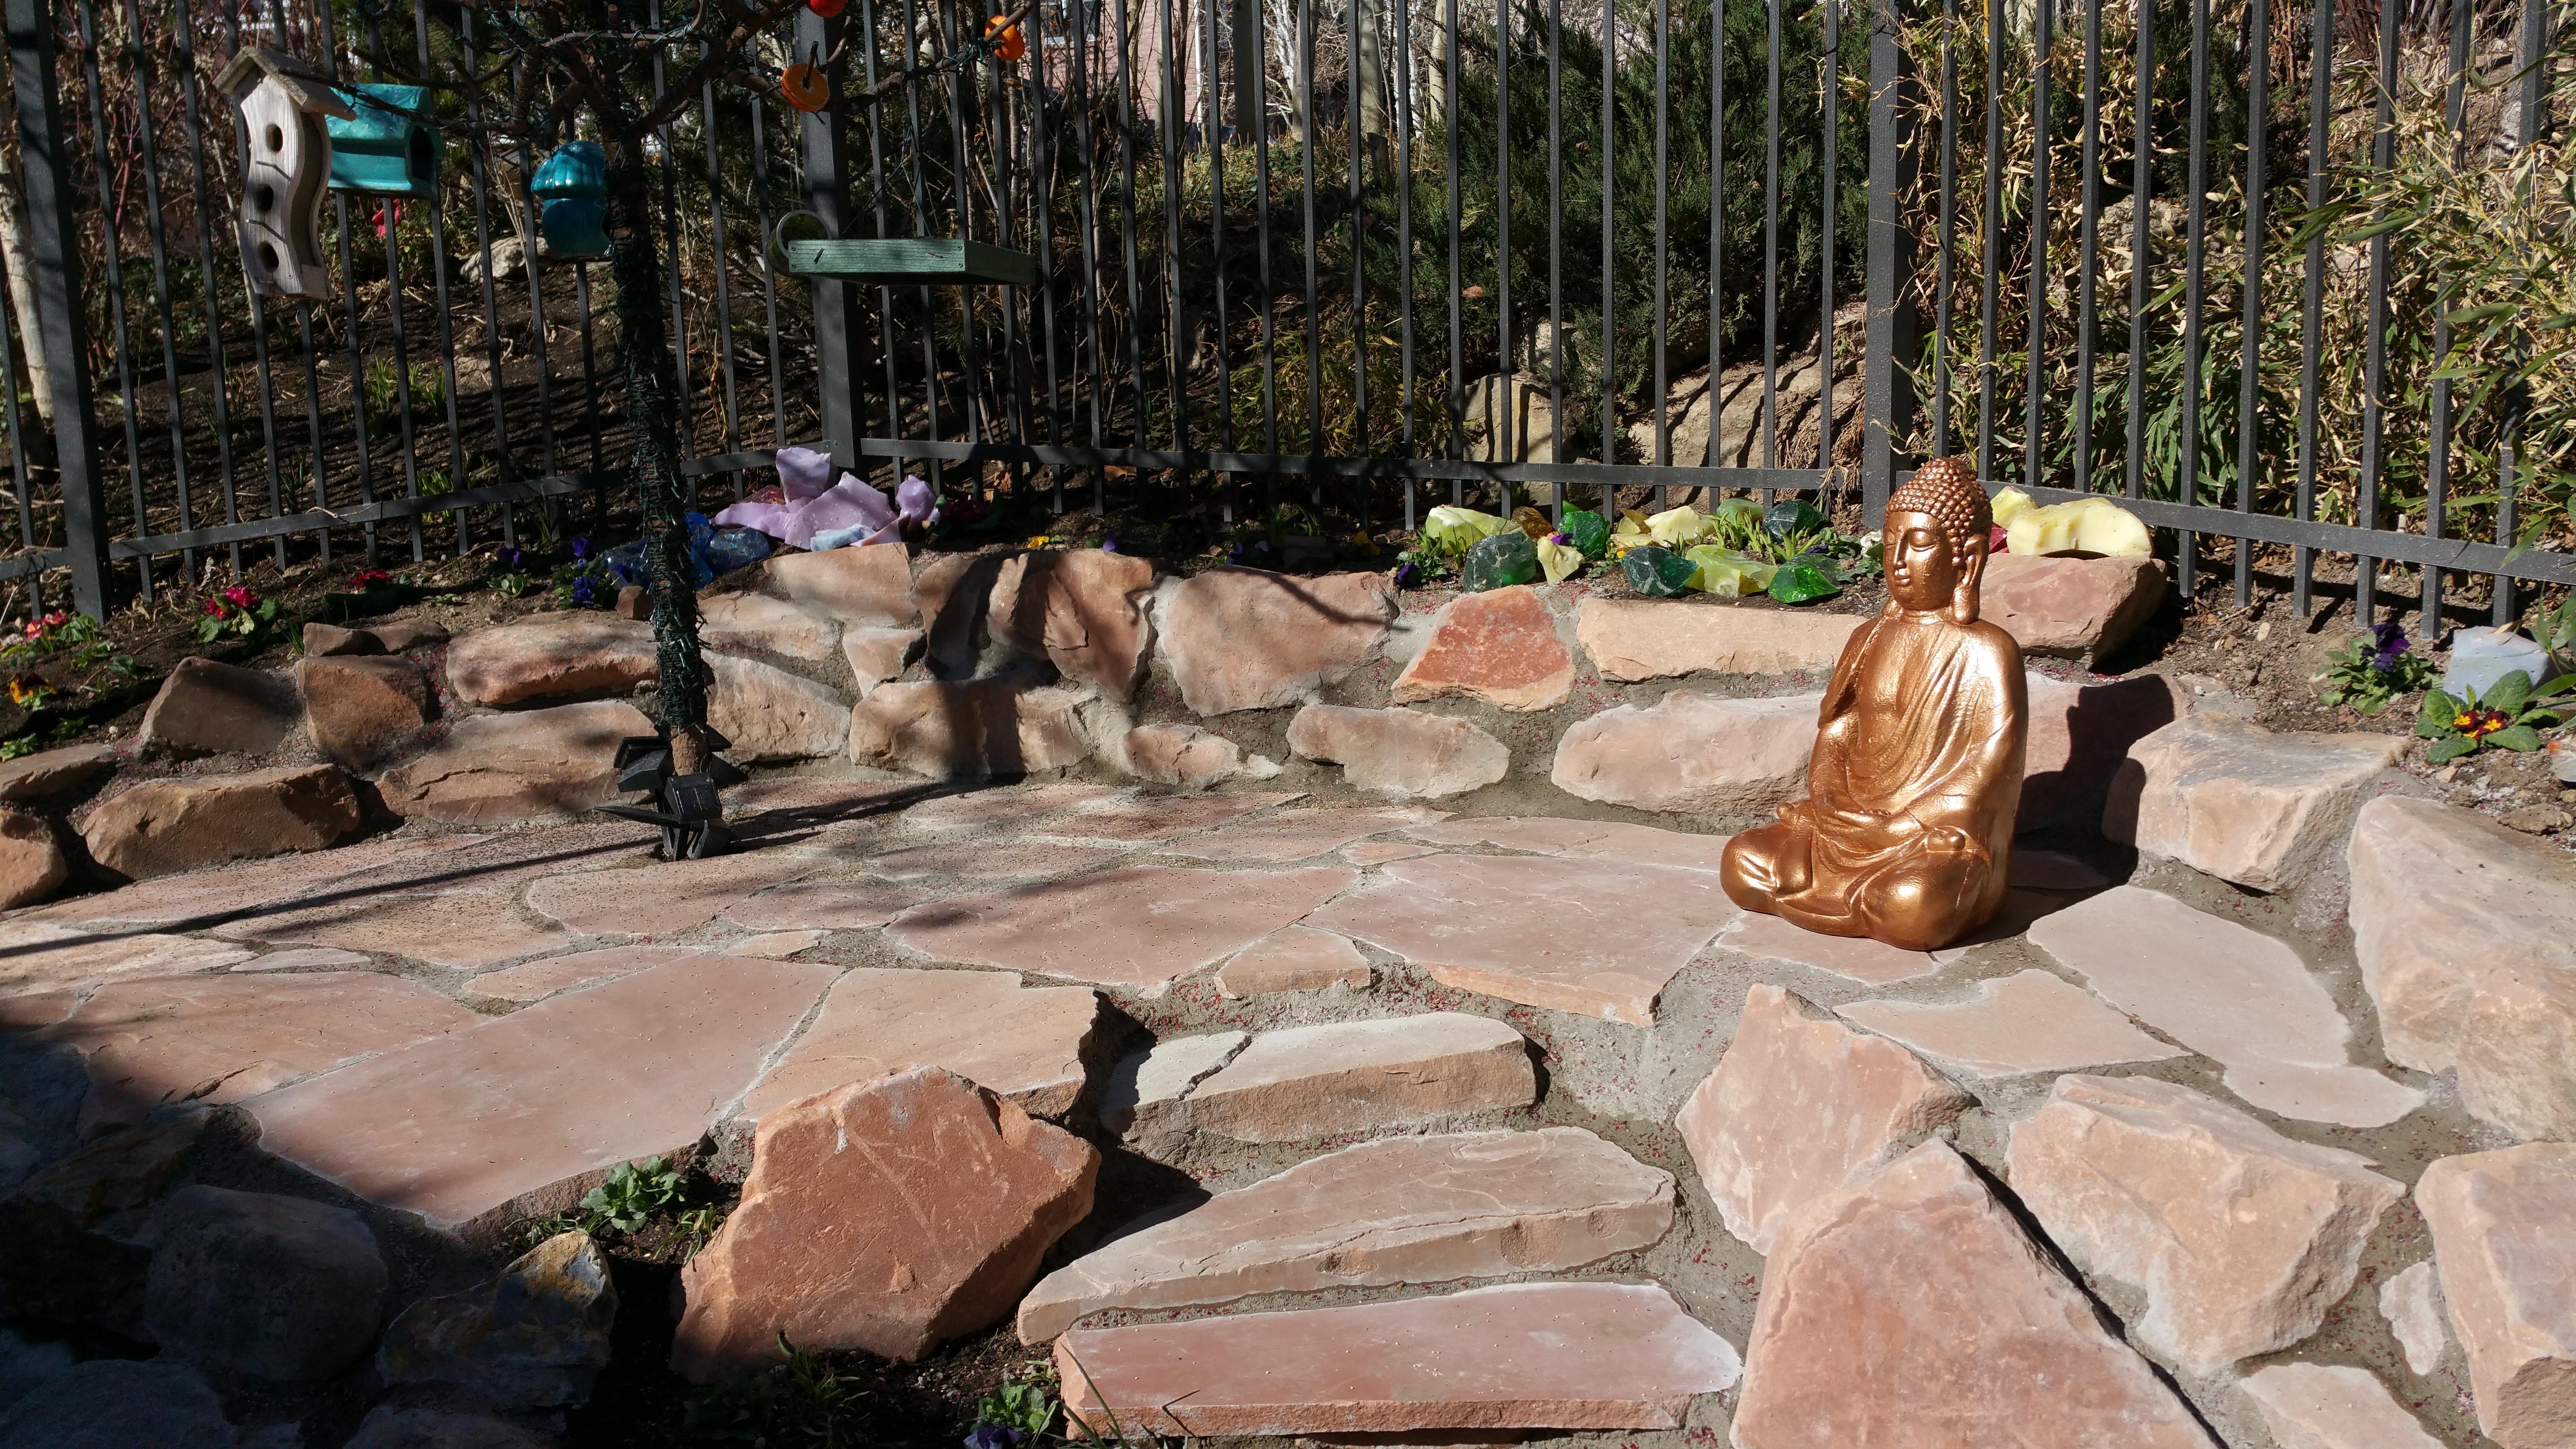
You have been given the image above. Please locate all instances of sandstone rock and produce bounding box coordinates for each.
[217,885,572,971]
[989,548,1157,695]
[524,852,817,936]
[1056,1281,1740,1438]
[1550,690,1815,814]
[706,654,851,762]
[724,931,823,958]
[1459,371,1561,462]
[145,1183,388,1382]
[1015,1127,1671,1342]
[700,591,839,660]
[447,613,657,707]
[0,1358,235,1449]
[1676,984,1972,1255]
[2103,716,2404,891]
[251,956,834,1234]
[889,865,1355,991]
[1837,969,2187,1079]
[1160,567,1398,714]
[2350,795,2576,1142]
[615,584,647,619]
[2239,1364,2445,1449]
[136,657,299,758]
[1218,924,1371,996]
[1100,1030,1245,1137]
[1980,552,2167,664]
[0,1108,214,1335]
[1310,853,1737,1024]
[468,945,696,1002]
[763,542,918,625]
[2006,1073,2403,1373]
[42,831,475,927]
[741,966,1105,1121]
[1392,586,1575,711]
[379,700,654,825]
[80,764,362,881]
[369,618,450,653]
[1119,723,1244,788]
[1185,1013,1534,1141]
[299,654,434,766]
[2018,672,2183,831]
[0,808,66,909]
[303,620,383,656]
[840,625,923,694]
[725,876,921,931]
[380,1229,616,1408]
[1165,804,1442,862]
[0,921,254,997]
[848,679,1089,777]
[2030,886,2424,1128]
[860,838,1132,881]
[1721,909,1946,986]
[1730,1141,2216,1449]
[1575,599,1860,680]
[675,1067,1096,1376]
[0,741,116,803]
[2415,1143,2576,1449]
[1404,815,1735,872]
[1287,704,1509,799]
[1042,790,1304,844]
[912,550,999,676]
[342,1407,558,1449]
[2381,1260,2449,1376]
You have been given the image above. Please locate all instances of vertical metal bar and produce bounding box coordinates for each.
[1932,0,1955,456]
[121,0,201,580]
[747,89,787,449]
[2352,0,2401,625]
[648,0,692,461]
[362,15,423,563]
[1862,0,1915,525]
[170,0,245,577]
[1070,0,1115,511]
[1398,0,1419,523]
[803,9,868,455]
[1977,0,1999,485]
[1034,0,1069,504]
[1762,0,1781,469]
[2122,0,2153,501]
[2233,0,2271,608]
[3,0,109,613]
[313,0,381,563]
[1206,0,1234,504]
[1350,0,1369,500]
[2417,0,2471,634]
[898,0,947,494]
[1251,0,1281,504]
[1496,0,1513,489]
[1652,0,1670,472]
[2073,0,2101,493]
[1705,0,1723,470]
[1299,0,1320,477]
[701,62,741,453]
[515,129,558,495]
[411,0,467,555]
[576,266,605,476]
[460,9,513,523]
[1154,0,1185,462]
[1547,0,1563,486]
[1111,0,1148,461]
[73,0,148,595]
[1599,0,1615,499]
[2175,0,2210,599]
[1452,0,1466,499]
[0,252,32,612]
[274,0,328,564]
[2291,0,2329,618]
[212,0,288,568]
[858,0,904,472]
[2020,0,2049,495]
[990,27,1032,473]
[1818,0,1838,487]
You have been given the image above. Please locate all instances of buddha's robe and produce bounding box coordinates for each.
[1722,611,2027,950]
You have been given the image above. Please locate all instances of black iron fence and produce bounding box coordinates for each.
[0,0,2567,632]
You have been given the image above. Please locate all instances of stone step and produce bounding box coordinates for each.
[1054,1281,1741,1438]
[1015,1127,1672,1342]
[1180,1013,1535,1143]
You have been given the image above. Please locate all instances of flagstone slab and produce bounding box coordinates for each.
[1038,791,1301,843]
[444,614,658,707]
[1288,706,1511,800]
[2239,1364,2445,1449]
[1342,840,1438,866]
[234,947,374,972]
[2029,886,2422,1128]
[900,784,1123,832]
[859,839,1134,881]
[214,886,575,971]
[699,592,840,661]
[1015,1127,1672,1341]
[1576,598,1860,681]
[2104,716,2404,891]
[1056,1282,1741,1438]
[2416,1143,2576,1449]
[379,701,656,825]
[28,834,478,925]
[1719,911,1947,986]
[1100,1031,1247,1136]
[1836,970,2187,1079]
[725,877,923,932]
[248,956,836,1235]
[1217,925,1372,997]
[523,852,821,936]
[889,866,1357,991]
[706,654,852,762]
[1403,816,1734,873]
[1159,567,1399,715]
[1306,854,1737,1025]
[467,945,704,1002]
[318,822,655,897]
[0,922,256,998]
[723,931,825,958]
[741,967,1106,1121]
[36,971,478,1130]
[1392,586,1577,712]
[1162,805,1447,862]
[1185,1013,1535,1142]
[1550,691,1817,815]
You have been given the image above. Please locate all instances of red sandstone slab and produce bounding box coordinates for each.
[1720,911,1947,987]
[0,921,255,997]
[467,945,705,1002]
[322,822,657,896]
[725,876,922,932]
[214,886,575,970]
[861,840,1135,880]
[28,834,480,926]
[248,956,836,1234]
[1344,840,1438,866]
[889,866,1358,990]
[1164,806,1449,862]
[1306,854,1737,1025]
[741,966,1106,1120]
[1038,791,1302,843]
[900,784,1123,832]
[1218,925,1372,996]
[523,853,821,936]
[1056,1282,1740,1438]
[1391,586,1577,712]
[38,970,480,1129]
[1404,817,1734,874]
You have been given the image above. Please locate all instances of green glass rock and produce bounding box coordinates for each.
[1764,498,1829,539]
[1768,557,1842,604]
[1461,530,1541,591]
[1621,545,1699,597]
[1714,497,1766,531]
[1560,508,1613,559]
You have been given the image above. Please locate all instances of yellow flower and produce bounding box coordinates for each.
[1024,534,1054,549]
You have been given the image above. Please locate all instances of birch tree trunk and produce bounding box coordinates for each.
[0,169,53,423]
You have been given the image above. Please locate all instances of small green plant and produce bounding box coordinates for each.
[580,1155,685,1234]
[967,1374,1060,1448]
[683,1333,862,1445]
[2526,596,2576,666]
[1,611,98,662]
[196,584,279,644]
[0,737,34,760]
[549,538,616,610]
[2416,669,2576,763]
[2319,622,2440,715]
[361,358,447,428]
[486,547,542,599]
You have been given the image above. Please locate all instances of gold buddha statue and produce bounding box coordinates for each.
[1720,458,2027,951]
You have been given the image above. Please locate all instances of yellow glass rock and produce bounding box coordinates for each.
[1993,490,2151,558]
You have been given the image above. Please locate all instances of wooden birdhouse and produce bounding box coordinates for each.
[215,48,352,303]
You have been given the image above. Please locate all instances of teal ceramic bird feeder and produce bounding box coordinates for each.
[326,83,435,196]
[532,141,611,260]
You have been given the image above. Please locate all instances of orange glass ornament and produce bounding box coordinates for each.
[984,15,1026,60]
[781,61,831,112]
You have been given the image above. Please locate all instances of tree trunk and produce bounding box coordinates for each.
[602,130,710,743]
[0,168,52,424]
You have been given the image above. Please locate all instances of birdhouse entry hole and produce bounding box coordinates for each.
[258,242,280,272]
[265,123,284,151]
[252,182,277,211]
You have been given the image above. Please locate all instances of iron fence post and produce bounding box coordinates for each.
[5,0,109,616]
[1862,0,1918,529]
[797,6,865,460]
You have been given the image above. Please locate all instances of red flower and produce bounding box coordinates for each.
[203,596,229,617]
[221,584,258,609]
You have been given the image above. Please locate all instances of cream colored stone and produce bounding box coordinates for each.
[762,542,918,626]
[2103,716,2405,890]
[1575,599,1860,680]
[1550,691,1815,815]
[2381,1261,2449,1377]
[1837,970,2187,1079]
[1676,984,1972,1255]
[740,966,1105,1121]
[1185,1013,1535,1141]
[1118,723,1243,788]
[2006,1074,2403,1373]
[1287,705,1509,800]
[2415,1143,2576,1449]
[1159,567,1398,714]
[1979,552,2167,665]
[839,626,923,696]
[700,592,839,660]
[445,614,658,707]
[707,654,851,762]
[2239,1364,2445,1449]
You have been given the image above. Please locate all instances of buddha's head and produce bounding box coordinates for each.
[1883,457,1993,624]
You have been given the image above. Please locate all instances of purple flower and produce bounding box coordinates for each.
[571,536,592,561]
[1548,531,1572,546]
[963,1429,1025,1449]
[1101,531,1119,553]
[570,574,598,607]
[2367,621,2410,676]
[1394,561,1421,588]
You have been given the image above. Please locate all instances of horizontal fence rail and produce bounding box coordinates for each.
[0,0,2566,631]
